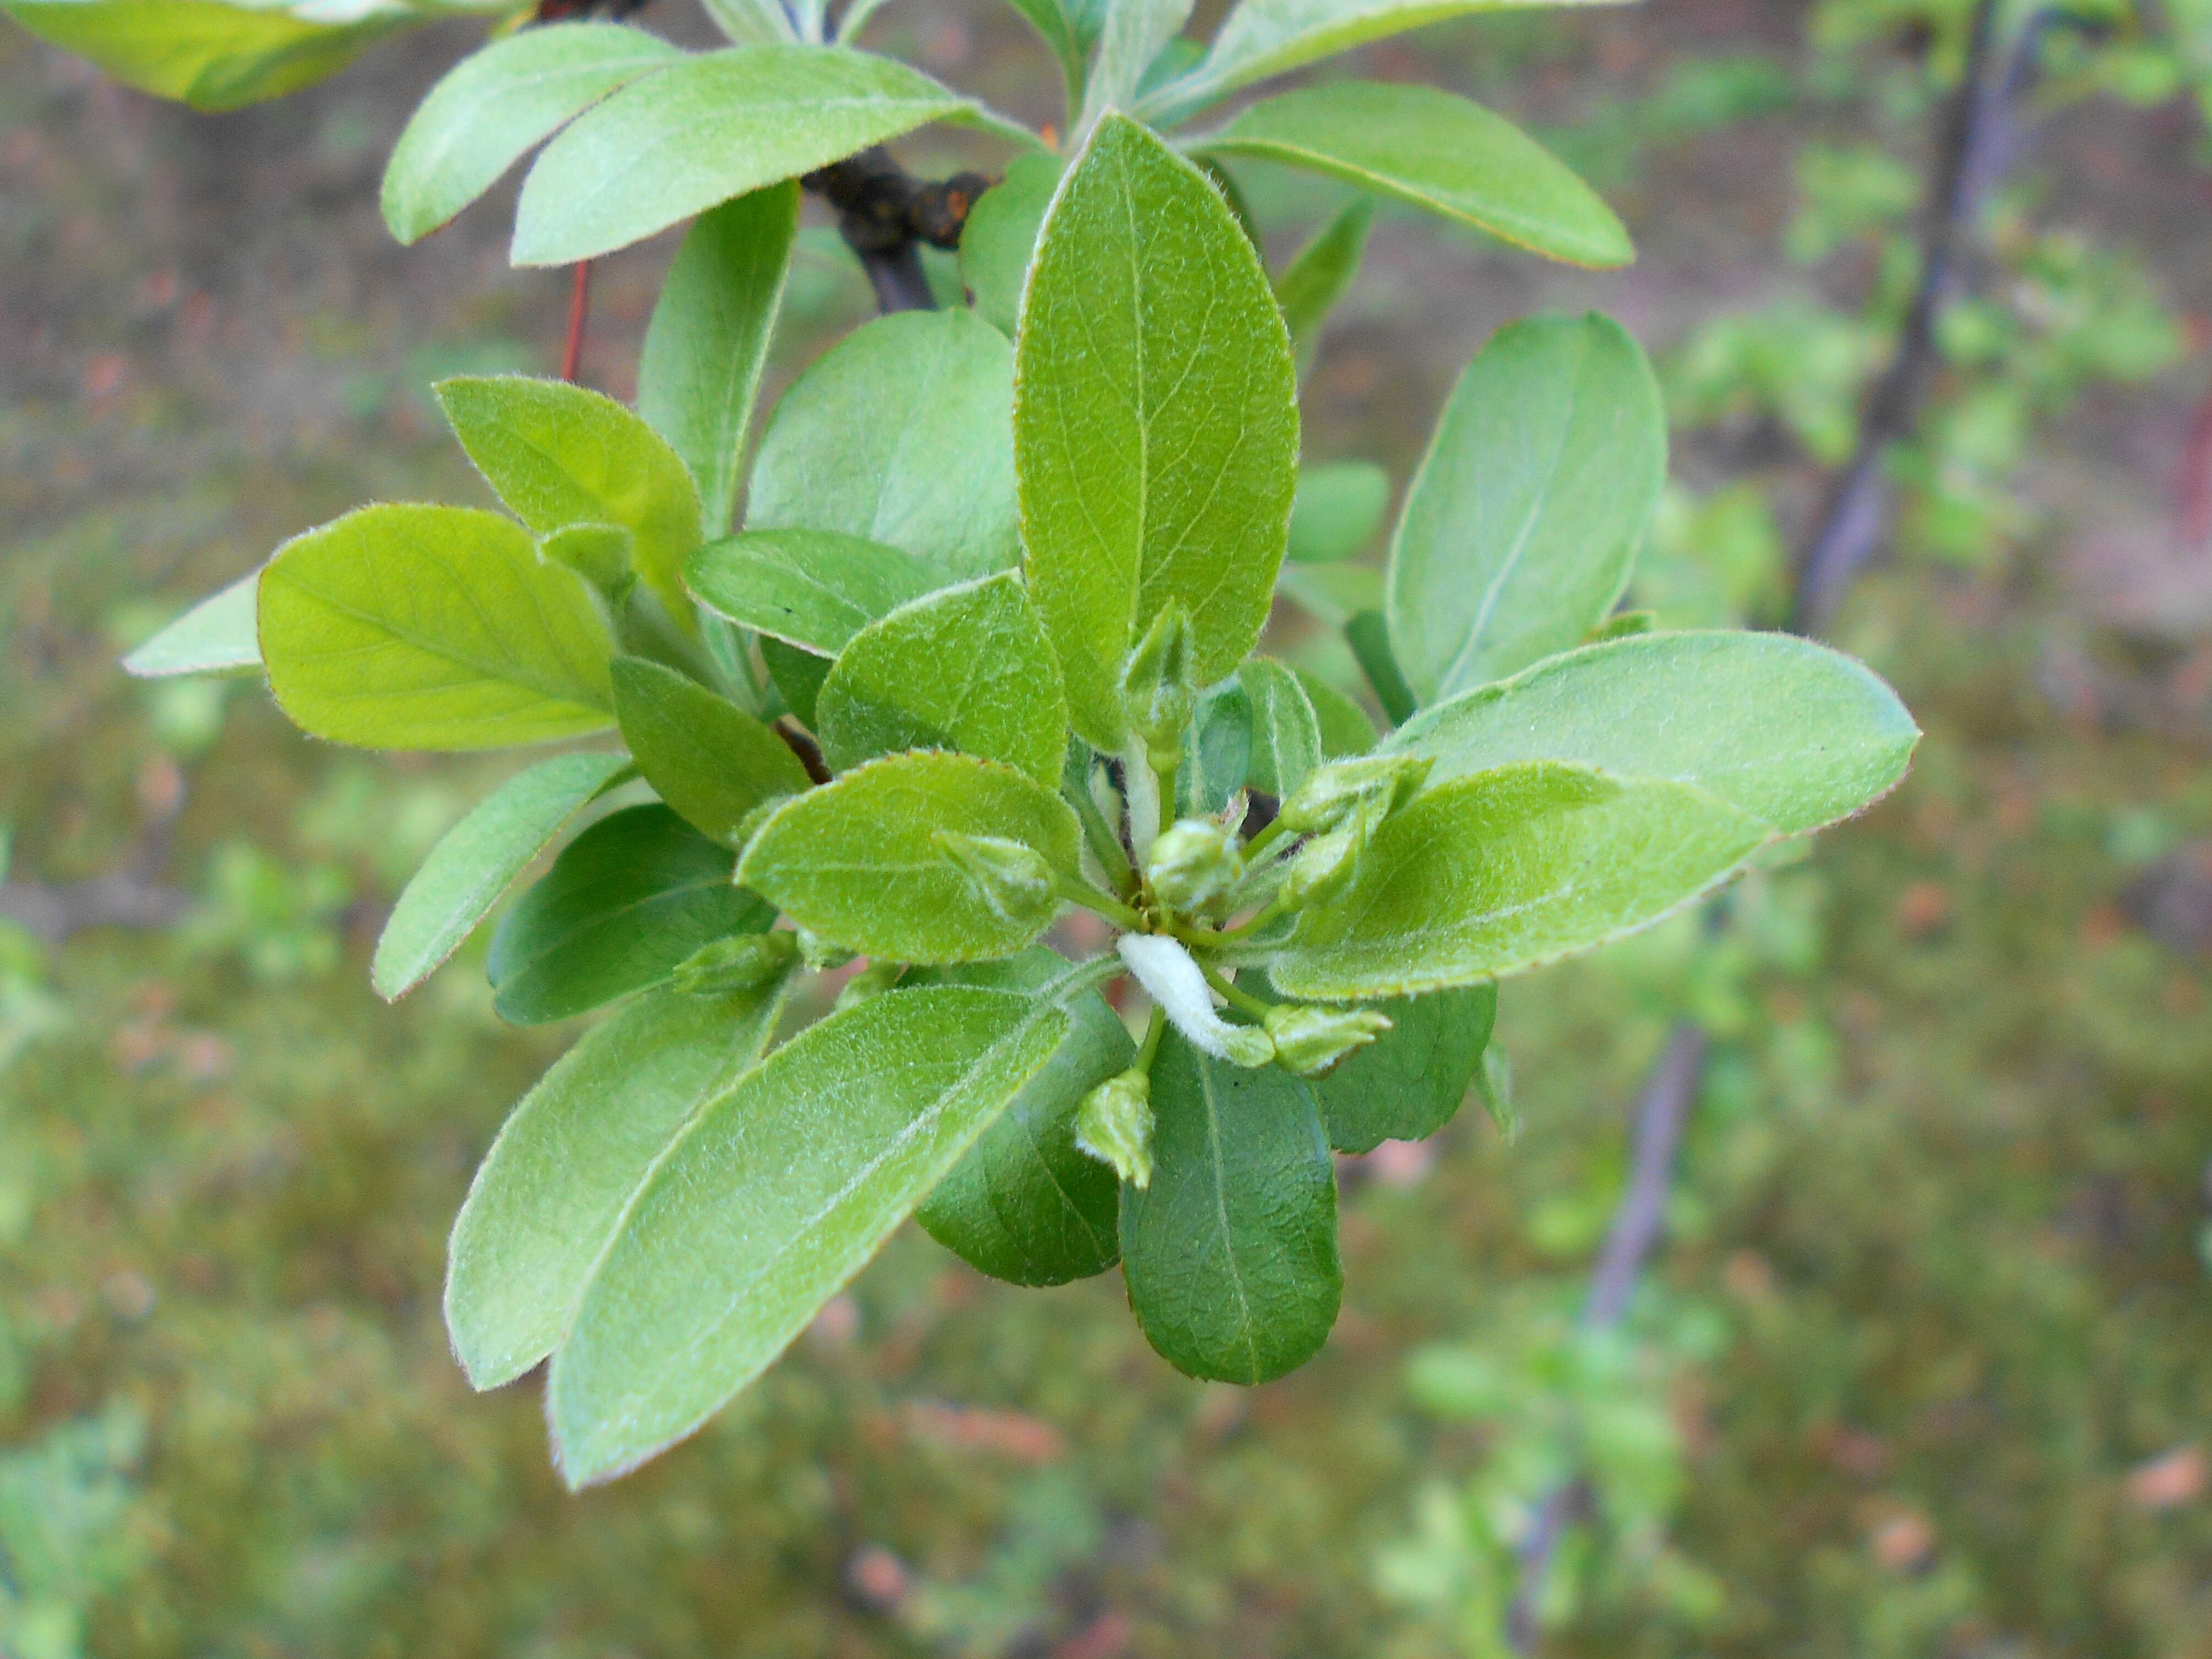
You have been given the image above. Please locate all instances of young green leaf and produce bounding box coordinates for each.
[747,309,1020,583]
[3,0,404,112]
[373,750,634,1003]
[740,752,1082,964]
[1275,197,1373,373]
[436,376,703,630]
[1015,114,1298,751]
[684,529,944,655]
[381,22,683,246]
[1387,313,1666,704]
[610,657,813,844]
[1384,630,1921,836]
[511,45,974,266]
[1267,761,1770,1000]
[258,504,615,751]
[915,950,1133,1285]
[1239,659,1323,798]
[998,0,1108,108]
[122,571,260,678]
[817,573,1069,784]
[1200,82,1632,268]
[445,977,791,1391]
[1179,677,1253,817]
[1157,0,1616,111]
[488,804,775,1025]
[1300,982,1494,1152]
[1078,0,1194,133]
[637,183,800,540]
[547,984,1068,1485]
[1293,665,1378,758]
[1119,1029,1341,1384]
[959,151,1064,338]
[1287,461,1390,563]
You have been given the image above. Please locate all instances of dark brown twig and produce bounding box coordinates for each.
[801,146,991,314]
[775,719,834,786]
[561,260,593,383]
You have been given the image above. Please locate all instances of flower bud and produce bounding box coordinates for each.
[1264,1002,1393,1078]
[1277,754,1432,836]
[933,831,1057,927]
[670,929,797,995]
[1118,603,1198,763]
[794,927,855,971]
[1217,1021,1278,1069]
[1075,1068,1155,1188]
[1275,822,1364,912]
[1145,817,1242,912]
[834,960,904,1010]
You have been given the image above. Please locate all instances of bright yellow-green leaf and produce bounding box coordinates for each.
[547,984,1067,1484]
[122,571,260,678]
[816,573,1068,784]
[1015,114,1298,751]
[258,504,614,751]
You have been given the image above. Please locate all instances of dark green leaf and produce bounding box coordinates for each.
[487,803,774,1025]
[1292,665,1377,758]
[1119,1029,1341,1384]
[610,657,813,844]
[1239,658,1322,798]
[1303,983,1494,1152]
[1274,196,1372,372]
[684,528,944,655]
[762,635,831,728]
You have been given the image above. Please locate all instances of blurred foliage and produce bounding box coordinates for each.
[4,1,2212,1656]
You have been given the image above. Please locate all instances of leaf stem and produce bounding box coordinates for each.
[1066,764,1134,891]
[1058,873,1144,932]
[1136,1002,1166,1069]
[1199,961,1273,1021]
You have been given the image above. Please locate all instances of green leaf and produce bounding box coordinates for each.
[959,151,1064,338]
[915,950,1132,1285]
[1199,83,1631,268]
[1275,197,1372,373]
[487,803,774,1025]
[1294,667,1376,758]
[817,573,1068,785]
[998,0,1107,106]
[1157,0,1621,111]
[445,977,790,1391]
[1287,461,1389,563]
[637,183,800,540]
[372,750,634,1002]
[738,752,1081,964]
[1385,630,1920,836]
[258,504,614,751]
[684,529,944,655]
[1278,562,1383,626]
[511,45,972,266]
[437,376,703,630]
[610,657,813,844]
[3,0,407,112]
[762,635,831,728]
[1238,658,1321,799]
[1388,313,1665,704]
[747,309,1020,583]
[1015,114,1298,751]
[1302,983,1493,1152]
[1345,610,1414,726]
[548,984,1067,1484]
[1078,0,1193,132]
[1267,761,1771,1000]
[699,0,798,44]
[381,22,682,246]
[122,572,260,678]
[539,523,634,596]
[1178,677,1252,817]
[1119,1029,1340,1384]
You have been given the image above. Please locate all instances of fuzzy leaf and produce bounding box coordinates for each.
[1201,81,1631,267]
[445,977,790,1391]
[1238,658,1322,798]
[1015,114,1298,751]
[123,572,260,678]
[1119,1028,1340,1383]
[373,750,633,1002]
[610,657,813,844]
[258,504,613,751]
[747,309,1020,583]
[637,183,799,539]
[1388,313,1666,704]
[817,573,1068,785]
[739,752,1081,964]
[1267,761,1770,1000]
[488,803,774,1024]
[1384,630,1920,836]
[548,984,1067,1484]
[1078,0,1193,132]
[915,950,1132,1285]
[512,45,971,265]
[437,376,702,629]
[1302,982,1493,1151]
[1274,197,1373,373]
[1293,666,1378,758]
[381,21,682,244]
[684,529,944,655]
[959,150,1064,338]
[762,635,831,727]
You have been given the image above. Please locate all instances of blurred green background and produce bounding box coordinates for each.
[5,1,2212,1653]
